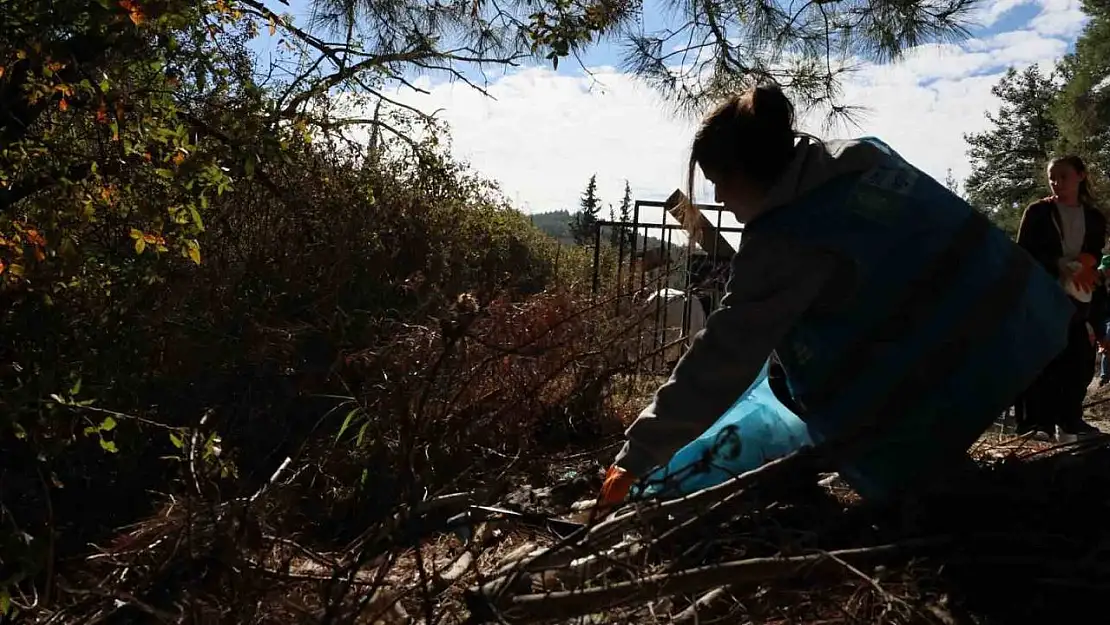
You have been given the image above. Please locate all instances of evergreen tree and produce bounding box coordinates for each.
[944,168,961,196]
[1053,0,1110,193]
[618,181,635,250]
[964,65,1061,236]
[606,181,635,249]
[569,174,602,246]
[320,0,981,119]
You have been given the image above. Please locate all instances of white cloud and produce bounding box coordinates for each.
[1032,0,1088,37]
[377,1,1086,215]
[968,0,1035,28]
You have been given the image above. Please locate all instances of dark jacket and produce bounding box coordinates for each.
[1016,198,1107,336]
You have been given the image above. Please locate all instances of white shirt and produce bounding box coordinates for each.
[1056,201,1090,301]
[1056,201,1085,261]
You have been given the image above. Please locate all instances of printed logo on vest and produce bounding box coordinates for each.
[851,185,903,224]
[860,163,918,196]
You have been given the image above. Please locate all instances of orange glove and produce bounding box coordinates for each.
[1074,253,1099,293]
[594,466,636,515]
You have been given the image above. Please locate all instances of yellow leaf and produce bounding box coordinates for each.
[268,17,277,36]
[135,238,146,254]
[129,228,142,240]
[188,245,201,265]
[9,263,24,277]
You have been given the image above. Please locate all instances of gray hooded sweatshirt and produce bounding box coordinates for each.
[613,136,889,477]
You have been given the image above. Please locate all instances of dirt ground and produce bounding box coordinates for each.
[1085,373,1110,425]
[323,379,1110,625]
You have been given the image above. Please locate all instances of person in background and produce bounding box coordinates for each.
[1098,255,1110,386]
[594,84,1074,509]
[1015,156,1107,442]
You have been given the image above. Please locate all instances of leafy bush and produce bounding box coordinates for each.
[0,1,631,616]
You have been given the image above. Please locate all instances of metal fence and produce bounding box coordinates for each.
[590,192,743,376]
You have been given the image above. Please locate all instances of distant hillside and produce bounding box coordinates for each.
[527,209,678,252]
[529,210,575,245]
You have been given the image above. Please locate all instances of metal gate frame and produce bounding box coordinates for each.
[590,190,744,375]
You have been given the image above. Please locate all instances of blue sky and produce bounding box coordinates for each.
[253,0,1088,225]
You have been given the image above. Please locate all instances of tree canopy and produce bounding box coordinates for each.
[964,65,1061,234]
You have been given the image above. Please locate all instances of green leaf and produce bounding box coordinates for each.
[100,78,110,93]
[70,377,82,396]
[0,588,10,615]
[169,433,184,449]
[99,439,118,453]
[336,407,361,441]
[190,206,206,230]
[100,416,117,431]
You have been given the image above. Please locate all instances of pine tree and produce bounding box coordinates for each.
[1053,0,1110,194]
[964,65,1061,236]
[606,181,636,249]
[618,181,635,250]
[943,169,961,197]
[569,174,602,246]
[318,0,980,123]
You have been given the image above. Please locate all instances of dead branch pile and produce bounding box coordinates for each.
[26,436,1110,625]
[466,437,1110,625]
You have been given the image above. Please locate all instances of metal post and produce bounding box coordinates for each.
[591,223,602,295]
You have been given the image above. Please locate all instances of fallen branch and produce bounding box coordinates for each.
[475,449,820,601]
[475,539,950,624]
[672,586,733,624]
[342,490,485,559]
[433,523,495,593]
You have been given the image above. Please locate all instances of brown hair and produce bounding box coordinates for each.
[685,83,798,215]
[1049,154,1097,208]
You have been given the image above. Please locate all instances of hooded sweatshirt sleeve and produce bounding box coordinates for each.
[612,235,841,477]
[1016,200,1061,279]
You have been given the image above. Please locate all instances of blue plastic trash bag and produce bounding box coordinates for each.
[632,360,813,499]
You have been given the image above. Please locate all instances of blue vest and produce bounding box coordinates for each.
[747,138,1074,499]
